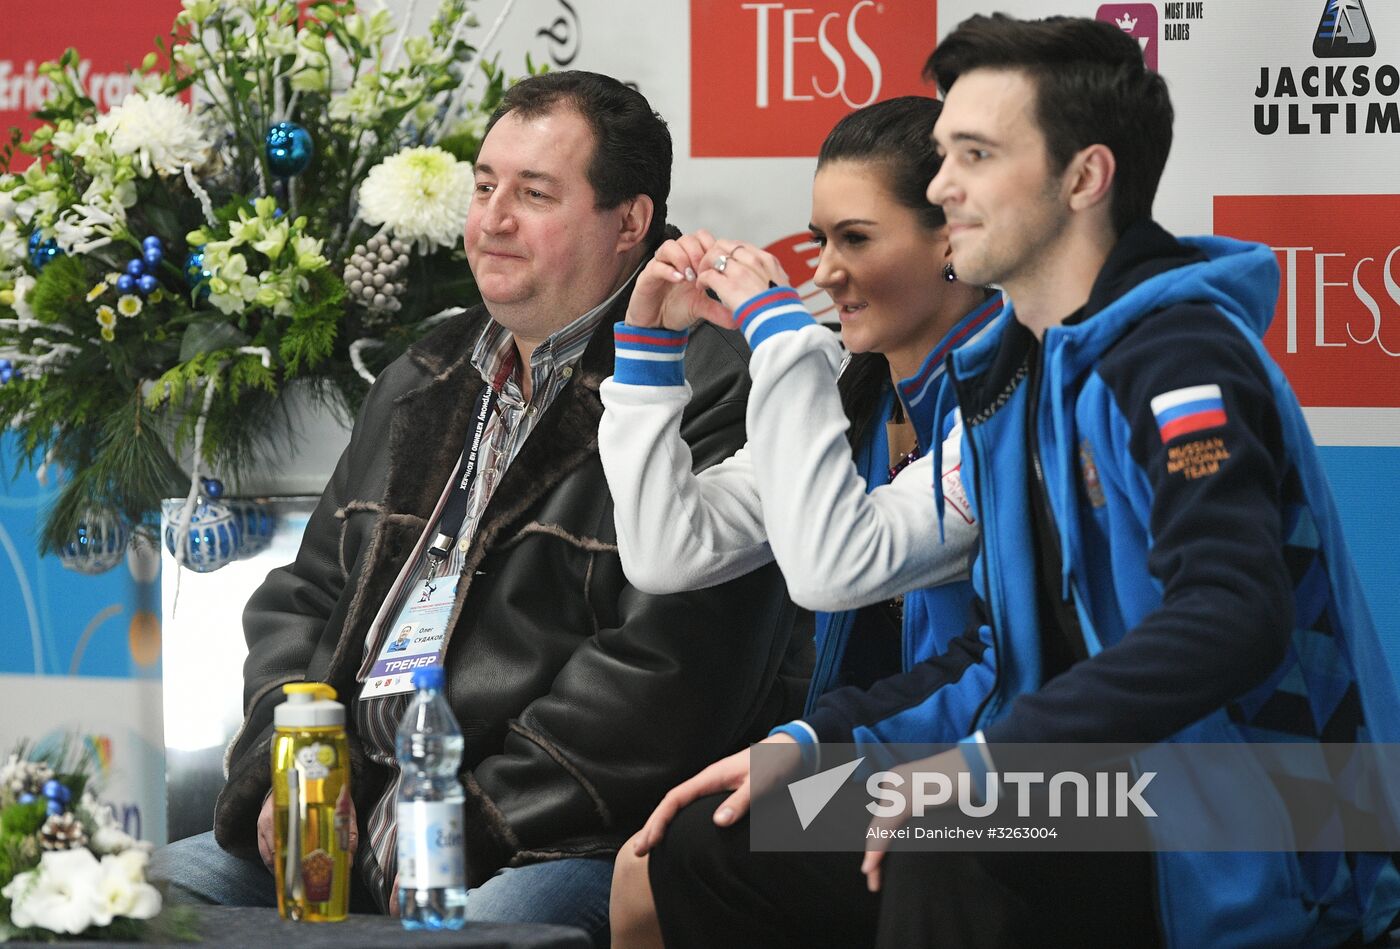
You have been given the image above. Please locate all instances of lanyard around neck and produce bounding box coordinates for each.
[427,384,499,564]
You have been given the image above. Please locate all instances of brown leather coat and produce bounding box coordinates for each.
[214,290,807,891]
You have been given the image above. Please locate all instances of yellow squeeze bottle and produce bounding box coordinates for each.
[272,683,352,922]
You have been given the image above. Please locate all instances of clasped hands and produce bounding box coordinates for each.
[624,229,792,331]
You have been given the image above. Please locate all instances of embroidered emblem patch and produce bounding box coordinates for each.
[1150,384,1227,443]
[1079,440,1107,508]
[1166,436,1231,481]
[941,463,976,525]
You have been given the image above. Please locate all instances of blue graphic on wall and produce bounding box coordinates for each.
[0,432,160,679]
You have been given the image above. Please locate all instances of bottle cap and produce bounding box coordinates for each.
[275,682,344,728]
[412,666,445,691]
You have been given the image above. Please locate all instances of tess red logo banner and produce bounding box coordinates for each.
[690,1,937,158]
[1,2,180,167]
[1215,194,1400,407]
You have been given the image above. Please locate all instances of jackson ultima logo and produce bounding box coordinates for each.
[1254,0,1396,135]
[1313,0,1376,58]
[690,2,935,157]
[1215,195,1400,407]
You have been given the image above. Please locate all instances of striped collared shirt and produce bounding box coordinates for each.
[354,280,630,907]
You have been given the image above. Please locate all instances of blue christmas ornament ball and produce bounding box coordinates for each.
[265,122,313,177]
[18,792,34,804]
[228,498,276,558]
[125,257,145,277]
[137,274,159,295]
[142,235,164,253]
[57,509,130,575]
[0,358,13,385]
[184,248,211,299]
[163,498,242,573]
[142,247,163,268]
[116,273,137,294]
[201,476,225,499]
[41,777,72,816]
[27,231,63,270]
[184,248,206,284]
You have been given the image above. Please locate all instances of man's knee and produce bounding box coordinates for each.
[465,856,612,938]
[148,831,275,908]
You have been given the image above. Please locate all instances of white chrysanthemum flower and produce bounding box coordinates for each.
[96,305,117,328]
[94,93,214,178]
[116,294,143,317]
[357,146,472,252]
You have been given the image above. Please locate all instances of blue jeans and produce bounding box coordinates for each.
[150,832,612,945]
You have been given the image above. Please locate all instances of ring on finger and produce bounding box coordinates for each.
[714,254,729,274]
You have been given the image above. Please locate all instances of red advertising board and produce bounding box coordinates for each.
[690,1,938,157]
[1215,194,1400,407]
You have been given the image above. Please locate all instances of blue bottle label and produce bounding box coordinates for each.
[396,801,465,888]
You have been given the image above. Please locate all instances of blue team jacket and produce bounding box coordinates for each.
[796,223,1400,947]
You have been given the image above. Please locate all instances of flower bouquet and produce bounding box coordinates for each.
[0,746,193,941]
[0,0,531,572]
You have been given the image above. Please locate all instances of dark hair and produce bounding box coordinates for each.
[821,97,946,449]
[486,71,673,249]
[818,96,946,231]
[925,14,1173,235]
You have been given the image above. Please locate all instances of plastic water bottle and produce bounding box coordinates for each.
[395,666,468,930]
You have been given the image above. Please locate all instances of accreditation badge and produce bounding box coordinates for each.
[359,575,455,698]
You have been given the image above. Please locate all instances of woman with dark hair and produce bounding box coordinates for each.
[597,96,1000,948]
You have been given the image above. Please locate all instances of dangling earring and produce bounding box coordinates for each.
[942,263,957,283]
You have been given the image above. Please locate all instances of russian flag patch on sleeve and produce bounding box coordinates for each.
[1150,384,1228,443]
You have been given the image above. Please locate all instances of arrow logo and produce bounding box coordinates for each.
[787,757,864,830]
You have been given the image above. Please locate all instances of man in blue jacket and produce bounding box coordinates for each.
[644,13,1400,949]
